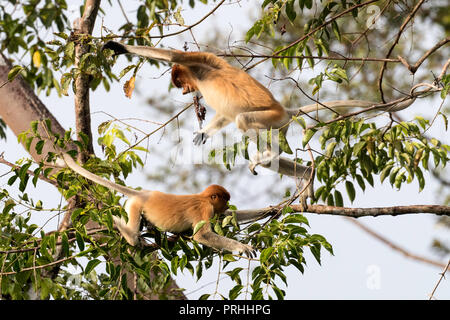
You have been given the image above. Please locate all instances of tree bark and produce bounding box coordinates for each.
[72,0,100,161]
[0,52,66,162]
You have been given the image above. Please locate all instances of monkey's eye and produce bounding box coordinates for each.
[211,195,217,200]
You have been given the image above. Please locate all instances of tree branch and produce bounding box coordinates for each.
[219,53,401,63]
[429,259,450,300]
[73,0,101,161]
[0,154,58,187]
[231,204,450,222]
[378,0,427,102]
[245,0,380,71]
[398,36,450,74]
[347,218,447,269]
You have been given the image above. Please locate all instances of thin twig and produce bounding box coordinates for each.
[245,0,380,71]
[219,53,400,63]
[378,0,426,102]
[428,259,450,300]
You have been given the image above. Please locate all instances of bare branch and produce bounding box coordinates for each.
[231,204,450,222]
[429,260,450,300]
[398,37,450,74]
[378,0,427,102]
[347,218,447,269]
[219,53,401,63]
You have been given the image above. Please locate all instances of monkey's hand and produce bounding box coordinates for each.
[193,132,209,145]
[236,243,256,258]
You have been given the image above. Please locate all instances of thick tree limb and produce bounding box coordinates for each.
[0,48,186,300]
[73,0,100,161]
[231,204,450,222]
[0,53,68,163]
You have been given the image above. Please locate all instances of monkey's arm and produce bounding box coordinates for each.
[103,41,228,69]
[193,114,232,145]
[192,206,254,256]
[193,224,254,257]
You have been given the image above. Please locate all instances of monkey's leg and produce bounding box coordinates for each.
[112,197,142,246]
[261,156,315,209]
[193,114,231,145]
[235,109,289,174]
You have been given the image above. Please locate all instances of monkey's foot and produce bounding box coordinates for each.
[248,162,259,175]
[193,132,209,145]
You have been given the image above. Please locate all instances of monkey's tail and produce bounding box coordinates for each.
[61,153,142,198]
[286,98,416,118]
[286,100,379,117]
[102,41,174,62]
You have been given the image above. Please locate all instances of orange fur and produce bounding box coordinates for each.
[62,147,253,255]
[103,41,310,176]
[111,183,252,255]
[140,184,230,233]
[171,64,198,94]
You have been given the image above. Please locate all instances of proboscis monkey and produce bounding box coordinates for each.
[61,153,254,256]
[102,41,416,205]
[102,41,293,174]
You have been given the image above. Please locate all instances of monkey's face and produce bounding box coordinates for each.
[203,185,231,214]
[210,194,229,213]
[171,64,198,94]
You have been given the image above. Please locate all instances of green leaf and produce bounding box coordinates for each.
[310,244,321,265]
[64,41,75,61]
[260,247,274,264]
[171,256,179,275]
[8,65,24,81]
[325,141,337,157]
[229,285,243,300]
[192,220,206,236]
[380,164,394,183]
[245,26,255,43]
[415,167,425,191]
[75,231,85,251]
[85,259,101,275]
[345,181,356,203]
[35,140,45,155]
[304,45,314,68]
[223,254,236,262]
[61,232,69,256]
[334,190,344,207]
[302,129,317,147]
[278,130,293,154]
[222,215,234,228]
[285,0,297,22]
[292,116,306,129]
[331,20,341,41]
